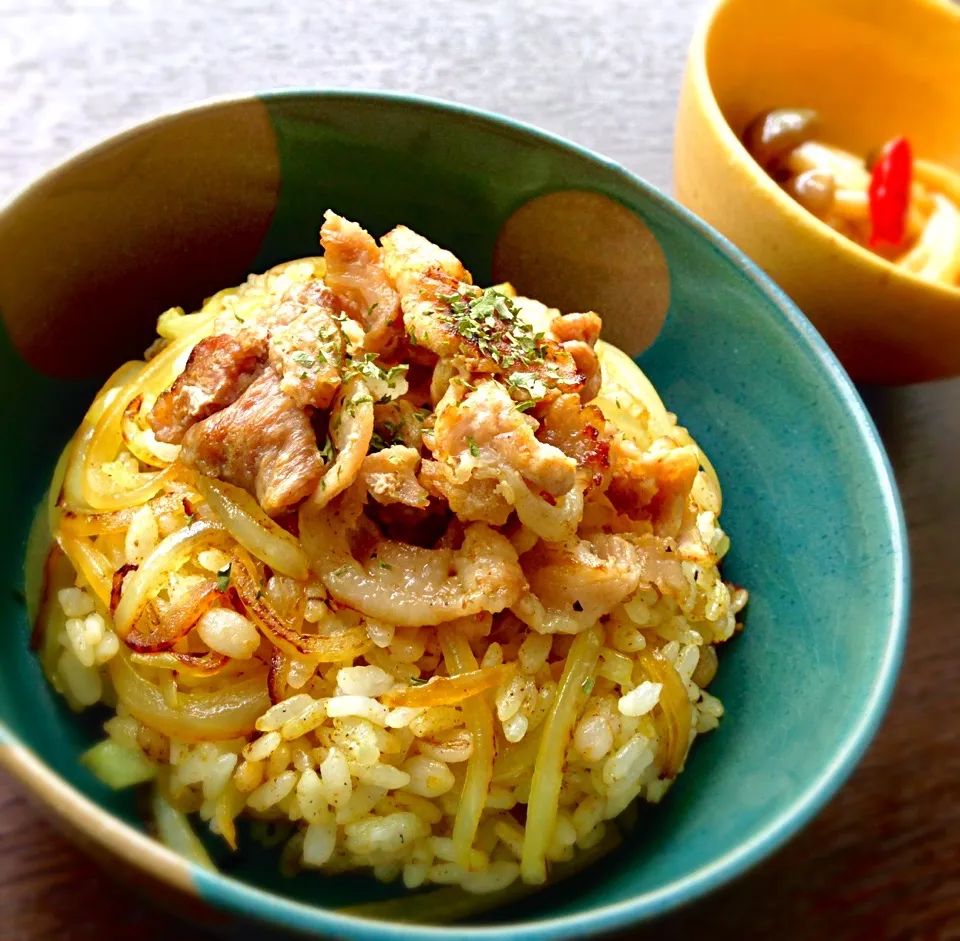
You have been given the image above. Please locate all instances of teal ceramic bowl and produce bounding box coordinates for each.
[0,91,908,938]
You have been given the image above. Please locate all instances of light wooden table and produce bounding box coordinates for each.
[2,1,958,938]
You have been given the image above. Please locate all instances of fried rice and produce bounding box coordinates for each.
[34,211,747,905]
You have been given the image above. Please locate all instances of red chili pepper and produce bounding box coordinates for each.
[868,136,912,248]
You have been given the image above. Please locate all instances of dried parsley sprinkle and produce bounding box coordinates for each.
[347,394,373,417]
[581,677,595,695]
[383,364,407,387]
[292,351,315,369]
[409,676,429,686]
[467,437,480,458]
[216,564,232,593]
[378,560,392,570]
[508,371,548,401]
[437,286,550,371]
[318,438,334,462]
[343,352,409,392]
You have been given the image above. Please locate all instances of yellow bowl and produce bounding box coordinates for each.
[675,0,960,384]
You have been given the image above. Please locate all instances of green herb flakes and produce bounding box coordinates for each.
[216,564,232,593]
[292,351,315,369]
[438,286,549,370]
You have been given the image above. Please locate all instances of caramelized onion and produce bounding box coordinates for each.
[636,645,693,778]
[299,491,526,627]
[491,725,544,785]
[196,475,309,580]
[110,647,268,742]
[124,578,223,653]
[267,647,289,705]
[122,395,180,468]
[129,649,230,677]
[152,787,216,869]
[113,520,231,640]
[62,361,145,510]
[522,624,603,884]
[230,551,372,663]
[110,563,138,613]
[57,532,113,609]
[60,491,187,537]
[440,630,495,869]
[47,437,73,533]
[82,322,214,511]
[595,340,721,513]
[380,662,515,708]
[312,376,374,509]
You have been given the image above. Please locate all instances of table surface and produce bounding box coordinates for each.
[2,1,959,939]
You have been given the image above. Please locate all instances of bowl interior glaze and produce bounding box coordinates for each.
[0,92,908,939]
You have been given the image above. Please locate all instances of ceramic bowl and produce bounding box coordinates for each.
[0,91,908,938]
[675,0,960,384]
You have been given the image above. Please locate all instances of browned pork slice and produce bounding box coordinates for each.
[536,393,612,492]
[372,399,427,450]
[514,533,641,634]
[360,445,430,508]
[549,311,603,402]
[266,282,345,409]
[150,279,344,445]
[180,369,324,515]
[431,381,577,496]
[149,334,264,444]
[380,224,472,359]
[320,211,403,354]
[420,380,579,533]
[607,436,700,537]
[419,380,577,527]
[418,461,512,526]
[380,226,583,398]
[549,311,603,347]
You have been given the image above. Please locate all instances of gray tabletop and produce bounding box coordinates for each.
[0,0,693,200]
[2,2,959,940]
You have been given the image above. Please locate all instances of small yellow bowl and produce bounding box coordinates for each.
[675,0,960,384]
